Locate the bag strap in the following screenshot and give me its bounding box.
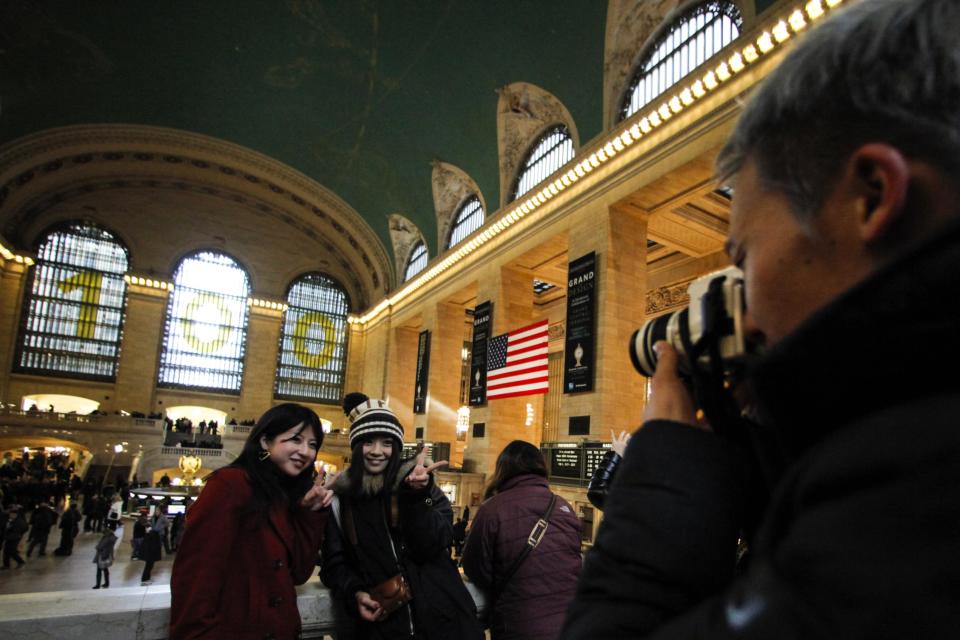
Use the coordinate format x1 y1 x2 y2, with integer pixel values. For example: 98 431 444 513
496 493 558 591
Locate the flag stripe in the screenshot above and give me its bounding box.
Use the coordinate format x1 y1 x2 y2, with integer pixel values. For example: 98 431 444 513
488 374 549 390
487 381 550 398
486 319 550 400
488 360 548 380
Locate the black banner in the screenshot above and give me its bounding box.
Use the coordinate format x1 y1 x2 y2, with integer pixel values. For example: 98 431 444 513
413 330 431 414
563 251 598 393
469 301 493 406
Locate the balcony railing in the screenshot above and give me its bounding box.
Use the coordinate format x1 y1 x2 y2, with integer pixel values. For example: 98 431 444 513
159 446 223 457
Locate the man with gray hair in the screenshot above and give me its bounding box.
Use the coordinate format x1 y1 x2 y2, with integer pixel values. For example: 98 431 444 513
563 0 960 637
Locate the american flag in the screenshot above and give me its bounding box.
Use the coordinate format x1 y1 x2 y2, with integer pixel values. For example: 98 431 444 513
486 319 549 400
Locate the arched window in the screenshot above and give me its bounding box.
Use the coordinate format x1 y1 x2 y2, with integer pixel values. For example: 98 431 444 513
510 125 575 202
620 1 743 121
158 251 251 393
275 273 350 403
16 221 129 380
446 195 485 250
403 241 428 282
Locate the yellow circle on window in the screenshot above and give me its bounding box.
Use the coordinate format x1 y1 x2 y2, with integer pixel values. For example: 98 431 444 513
292 311 337 369
182 293 234 354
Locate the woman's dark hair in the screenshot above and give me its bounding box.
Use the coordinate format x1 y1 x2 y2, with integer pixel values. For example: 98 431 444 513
229 403 323 516
346 434 403 498
484 440 547 499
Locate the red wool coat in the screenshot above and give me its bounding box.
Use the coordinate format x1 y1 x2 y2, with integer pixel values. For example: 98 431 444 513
170 467 328 640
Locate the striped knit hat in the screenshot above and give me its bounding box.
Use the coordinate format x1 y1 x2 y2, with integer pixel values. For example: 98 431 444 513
344 393 404 448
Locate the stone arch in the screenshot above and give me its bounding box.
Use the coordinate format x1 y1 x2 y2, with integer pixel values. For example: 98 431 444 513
388 214 427 282
431 161 486 252
496 82 580 209
603 0 755 129
0 124 393 309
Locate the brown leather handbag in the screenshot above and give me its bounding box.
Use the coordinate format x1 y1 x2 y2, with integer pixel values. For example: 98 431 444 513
369 572 414 616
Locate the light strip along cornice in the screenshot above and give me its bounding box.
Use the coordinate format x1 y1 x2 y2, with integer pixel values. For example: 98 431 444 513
348 0 846 328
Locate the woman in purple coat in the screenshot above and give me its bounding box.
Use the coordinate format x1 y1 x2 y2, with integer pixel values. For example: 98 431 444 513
462 441 582 640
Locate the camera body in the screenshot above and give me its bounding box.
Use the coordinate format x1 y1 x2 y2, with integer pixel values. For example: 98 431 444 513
630 266 747 377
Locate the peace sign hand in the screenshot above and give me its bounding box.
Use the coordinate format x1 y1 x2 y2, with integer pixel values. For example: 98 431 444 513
404 448 448 490
300 470 340 511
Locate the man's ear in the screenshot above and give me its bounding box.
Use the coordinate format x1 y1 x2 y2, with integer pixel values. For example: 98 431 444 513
849 144 910 244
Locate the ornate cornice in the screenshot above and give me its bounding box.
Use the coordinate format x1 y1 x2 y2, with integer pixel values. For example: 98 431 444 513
645 281 691 315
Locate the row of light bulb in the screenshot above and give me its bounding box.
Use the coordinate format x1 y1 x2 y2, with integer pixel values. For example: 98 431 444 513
123 274 289 311
124 274 173 290
249 298 289 311
351 0 843 327
0 242 35 266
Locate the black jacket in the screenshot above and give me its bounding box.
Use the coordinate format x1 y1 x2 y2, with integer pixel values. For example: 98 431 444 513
320 457 483 640
563 222 960 639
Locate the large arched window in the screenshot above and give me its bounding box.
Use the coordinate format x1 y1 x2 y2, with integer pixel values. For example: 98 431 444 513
403 241 428 282
16 221 129 380
275 273 349 403
510 125 575 202
158 251 251 393
620 1 743 121
446 195 485 250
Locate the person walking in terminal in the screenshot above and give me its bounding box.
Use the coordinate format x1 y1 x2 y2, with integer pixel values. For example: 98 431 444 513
170 403 333 640
562 1 960 638
321 393 483 640
139 504 166 584
1 504 28 569
52 502 80 556
91 520 117 589
461 440 582 640
26 500 58 557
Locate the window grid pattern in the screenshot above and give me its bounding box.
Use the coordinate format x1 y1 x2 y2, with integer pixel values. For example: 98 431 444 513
404 241 428 282
158 252 250 393
16 223 129 380
621 2 742 121
447 196 485 249
510 125 575 202
275 273 350 403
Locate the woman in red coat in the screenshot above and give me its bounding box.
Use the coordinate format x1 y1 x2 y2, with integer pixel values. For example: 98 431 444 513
170 403 334 639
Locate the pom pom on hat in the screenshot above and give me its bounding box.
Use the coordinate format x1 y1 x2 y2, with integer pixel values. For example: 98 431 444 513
343 392 369 416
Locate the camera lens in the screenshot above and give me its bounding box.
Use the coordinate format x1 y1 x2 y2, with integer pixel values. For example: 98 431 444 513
629 313 671 377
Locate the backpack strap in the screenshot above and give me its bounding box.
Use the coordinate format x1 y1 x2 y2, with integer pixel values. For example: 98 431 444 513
496 493 558 591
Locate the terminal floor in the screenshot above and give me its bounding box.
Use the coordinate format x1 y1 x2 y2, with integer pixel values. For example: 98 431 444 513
0 522 176 594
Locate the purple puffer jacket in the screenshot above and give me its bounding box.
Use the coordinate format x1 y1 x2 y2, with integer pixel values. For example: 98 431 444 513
462 474 582 640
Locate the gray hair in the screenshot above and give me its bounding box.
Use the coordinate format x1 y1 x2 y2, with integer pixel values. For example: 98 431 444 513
717 0 960 222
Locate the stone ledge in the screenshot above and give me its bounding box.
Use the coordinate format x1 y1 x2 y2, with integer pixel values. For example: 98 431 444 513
0 579 488 639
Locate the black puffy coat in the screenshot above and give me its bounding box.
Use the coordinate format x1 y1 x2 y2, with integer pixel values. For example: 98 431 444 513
321 457 483 640
563 222 960 638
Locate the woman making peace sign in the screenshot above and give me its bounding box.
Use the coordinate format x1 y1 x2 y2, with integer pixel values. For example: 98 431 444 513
321 393 483 640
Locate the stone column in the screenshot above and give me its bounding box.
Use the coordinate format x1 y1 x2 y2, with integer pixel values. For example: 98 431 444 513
0 260 29 402
385 325 419 435
237 306 283 418
422 301 466 463
463 263 536 476
113 286 168 412
560 204 649 439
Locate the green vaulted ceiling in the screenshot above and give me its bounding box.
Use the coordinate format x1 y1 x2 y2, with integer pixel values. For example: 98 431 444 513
0 0 608 258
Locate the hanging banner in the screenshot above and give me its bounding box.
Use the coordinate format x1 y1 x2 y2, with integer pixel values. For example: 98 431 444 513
563 251 597 393
413 330 431 414
469 301 493 406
